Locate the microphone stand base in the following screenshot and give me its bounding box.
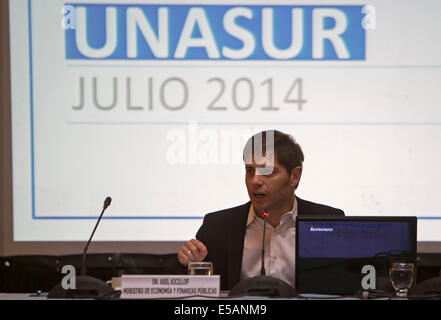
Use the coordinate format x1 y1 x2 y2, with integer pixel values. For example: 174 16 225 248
48 275 115 299
229 275 297 298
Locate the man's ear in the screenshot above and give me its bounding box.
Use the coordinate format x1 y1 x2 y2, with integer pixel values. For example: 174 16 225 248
291 166 303 188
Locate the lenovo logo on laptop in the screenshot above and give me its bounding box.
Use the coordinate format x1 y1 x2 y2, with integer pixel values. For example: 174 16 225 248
309 226 334 232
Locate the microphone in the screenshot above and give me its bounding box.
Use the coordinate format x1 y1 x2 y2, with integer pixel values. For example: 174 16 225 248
48 197 115 299
229 208 297 298
260 210 269 276
81 197 112 276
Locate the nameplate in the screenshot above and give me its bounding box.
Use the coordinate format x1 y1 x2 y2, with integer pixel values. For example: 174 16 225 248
120 275 220 299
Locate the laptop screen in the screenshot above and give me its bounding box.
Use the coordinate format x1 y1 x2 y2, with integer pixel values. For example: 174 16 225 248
295 216 417 295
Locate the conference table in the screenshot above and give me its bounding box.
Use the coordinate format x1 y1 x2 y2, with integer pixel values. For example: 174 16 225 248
0 292 406 300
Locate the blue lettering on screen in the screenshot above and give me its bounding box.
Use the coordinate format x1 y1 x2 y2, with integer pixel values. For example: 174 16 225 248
298 222 413 258
65 4 365 60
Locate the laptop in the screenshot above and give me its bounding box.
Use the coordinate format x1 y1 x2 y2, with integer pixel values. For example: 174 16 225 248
295 216 417 295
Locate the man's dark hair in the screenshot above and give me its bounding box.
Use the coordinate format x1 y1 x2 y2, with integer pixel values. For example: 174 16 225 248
243 130 304 174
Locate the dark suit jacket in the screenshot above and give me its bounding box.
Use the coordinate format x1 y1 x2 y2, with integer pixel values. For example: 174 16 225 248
194 197 344 290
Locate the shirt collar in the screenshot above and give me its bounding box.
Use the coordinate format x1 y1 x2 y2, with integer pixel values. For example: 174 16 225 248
246 196 298 226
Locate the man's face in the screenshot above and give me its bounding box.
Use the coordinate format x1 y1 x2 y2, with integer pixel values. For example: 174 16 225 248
245 155 302 215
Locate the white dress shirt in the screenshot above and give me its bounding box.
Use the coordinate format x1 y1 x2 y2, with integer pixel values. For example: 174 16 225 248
240 198 297 288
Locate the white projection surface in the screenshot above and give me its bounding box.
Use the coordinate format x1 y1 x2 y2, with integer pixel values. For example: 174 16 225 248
9 0 441 242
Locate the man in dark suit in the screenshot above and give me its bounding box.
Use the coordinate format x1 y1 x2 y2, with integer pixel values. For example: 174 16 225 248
177 130 344 290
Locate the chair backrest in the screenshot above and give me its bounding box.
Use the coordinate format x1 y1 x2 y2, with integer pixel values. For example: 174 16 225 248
0 255 62 293
0 253 179 293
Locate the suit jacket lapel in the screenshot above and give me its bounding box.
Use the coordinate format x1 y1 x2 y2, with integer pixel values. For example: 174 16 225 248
227 202 251 289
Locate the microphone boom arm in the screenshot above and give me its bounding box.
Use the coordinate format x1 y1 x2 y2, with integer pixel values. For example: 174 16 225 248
261 210 269 276
81 197 111 276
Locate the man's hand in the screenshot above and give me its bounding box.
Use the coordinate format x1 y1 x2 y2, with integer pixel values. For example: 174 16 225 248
178 239 208 266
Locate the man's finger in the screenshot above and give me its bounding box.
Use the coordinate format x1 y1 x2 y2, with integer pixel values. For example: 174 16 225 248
177 250 190 266
192 240 208 255
186 239 205 258
178 239 208 266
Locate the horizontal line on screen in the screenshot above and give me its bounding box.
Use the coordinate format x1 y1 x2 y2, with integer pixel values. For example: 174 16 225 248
33 216 204 220
31 216 441 220
66 121 441 126
65 64 441 69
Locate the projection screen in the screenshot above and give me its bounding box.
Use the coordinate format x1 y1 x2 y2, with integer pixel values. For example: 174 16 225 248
8 0 441 247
